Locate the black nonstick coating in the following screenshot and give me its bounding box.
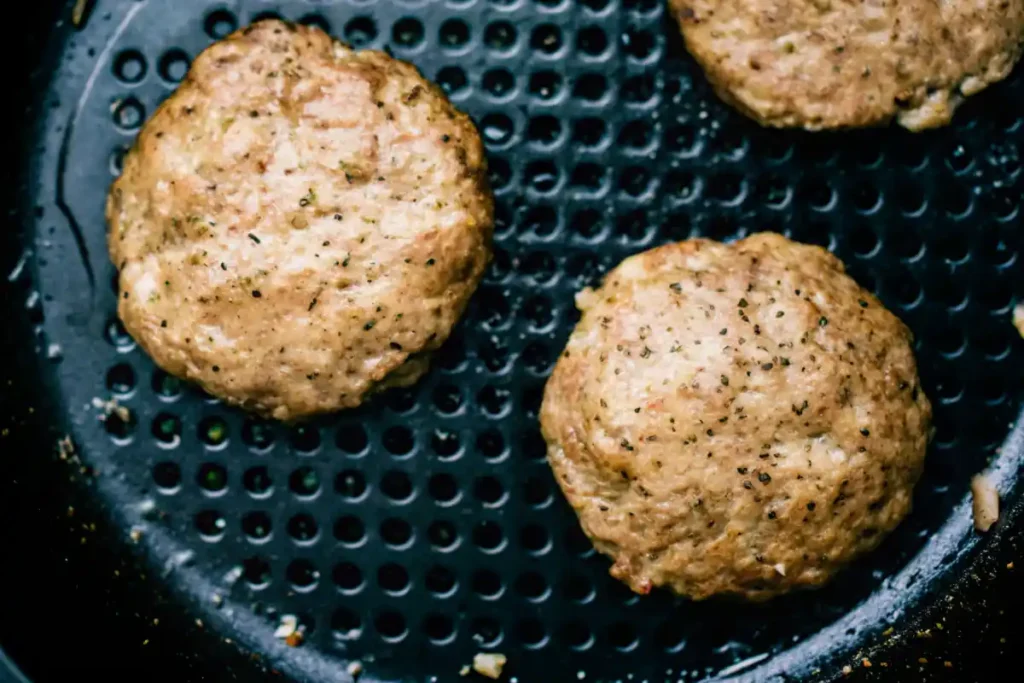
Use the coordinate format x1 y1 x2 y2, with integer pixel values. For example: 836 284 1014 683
2 0 1024 681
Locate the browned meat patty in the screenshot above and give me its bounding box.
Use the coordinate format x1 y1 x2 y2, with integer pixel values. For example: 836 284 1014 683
107 20 493 420
541 233 932 600
669 0 1024 130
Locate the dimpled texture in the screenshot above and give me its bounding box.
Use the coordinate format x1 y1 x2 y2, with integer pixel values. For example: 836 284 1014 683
107 20 493 420
670 0 1024 130
541 233 932 600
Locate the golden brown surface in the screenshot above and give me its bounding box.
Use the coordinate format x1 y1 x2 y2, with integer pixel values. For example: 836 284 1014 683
541 233 932 600
669 0 1024 130
107 20 492 420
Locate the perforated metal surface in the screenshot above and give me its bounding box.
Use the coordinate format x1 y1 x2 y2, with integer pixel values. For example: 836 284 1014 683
24 0 1024 681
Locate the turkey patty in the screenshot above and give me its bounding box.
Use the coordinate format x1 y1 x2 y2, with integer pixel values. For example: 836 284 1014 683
541 233 932 600
670 0 1024 130
107 19 493 420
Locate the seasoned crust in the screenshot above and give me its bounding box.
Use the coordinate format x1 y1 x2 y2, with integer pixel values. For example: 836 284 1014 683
541 233 932 600
670 0 1024 130
107 20 493 420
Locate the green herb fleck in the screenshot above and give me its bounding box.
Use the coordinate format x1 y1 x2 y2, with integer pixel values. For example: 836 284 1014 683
205 422 226 445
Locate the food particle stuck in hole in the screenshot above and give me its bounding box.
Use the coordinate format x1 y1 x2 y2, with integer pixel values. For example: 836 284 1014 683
1013 303 1024 338
472 653 507 680
971 474 999 532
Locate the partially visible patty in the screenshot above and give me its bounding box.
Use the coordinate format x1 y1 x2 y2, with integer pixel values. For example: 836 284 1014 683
541 233 932 600
670 0 1024 130
107 20 492 420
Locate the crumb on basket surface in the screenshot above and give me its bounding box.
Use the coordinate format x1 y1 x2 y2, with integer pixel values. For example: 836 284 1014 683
472 653 507 679
971 474 999 532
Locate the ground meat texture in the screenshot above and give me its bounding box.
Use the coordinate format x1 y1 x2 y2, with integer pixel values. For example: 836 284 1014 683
541 233 932 600
107 20 493 420
670 0 1024 130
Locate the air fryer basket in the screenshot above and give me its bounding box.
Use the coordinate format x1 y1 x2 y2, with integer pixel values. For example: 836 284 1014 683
4 0 1024 681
